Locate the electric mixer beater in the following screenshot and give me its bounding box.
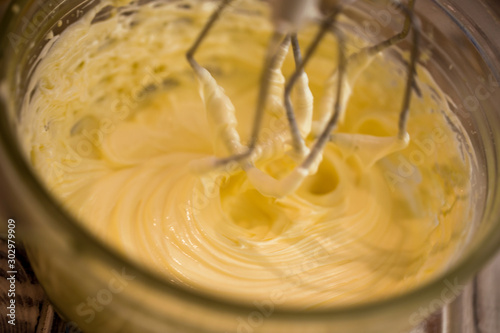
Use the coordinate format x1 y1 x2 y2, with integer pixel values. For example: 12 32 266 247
185 0 421 198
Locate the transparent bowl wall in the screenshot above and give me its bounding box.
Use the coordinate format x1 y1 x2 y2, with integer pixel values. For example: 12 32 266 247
0 0 500 332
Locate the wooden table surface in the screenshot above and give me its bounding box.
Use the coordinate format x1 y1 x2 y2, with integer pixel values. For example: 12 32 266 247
0 0 499 332
0 239 82 333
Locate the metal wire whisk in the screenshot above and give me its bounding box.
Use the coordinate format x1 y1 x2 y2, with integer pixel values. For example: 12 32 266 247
186 0 420 198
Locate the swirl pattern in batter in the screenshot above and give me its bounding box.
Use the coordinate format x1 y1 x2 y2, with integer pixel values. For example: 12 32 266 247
19 0 473 307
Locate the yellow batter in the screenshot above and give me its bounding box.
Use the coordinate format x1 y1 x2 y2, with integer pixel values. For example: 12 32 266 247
19 0 472 307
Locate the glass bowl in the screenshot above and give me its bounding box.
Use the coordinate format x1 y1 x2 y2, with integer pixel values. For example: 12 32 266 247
0 0 499 332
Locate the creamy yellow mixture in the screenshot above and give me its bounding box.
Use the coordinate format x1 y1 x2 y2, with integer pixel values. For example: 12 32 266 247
20 0 472 306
